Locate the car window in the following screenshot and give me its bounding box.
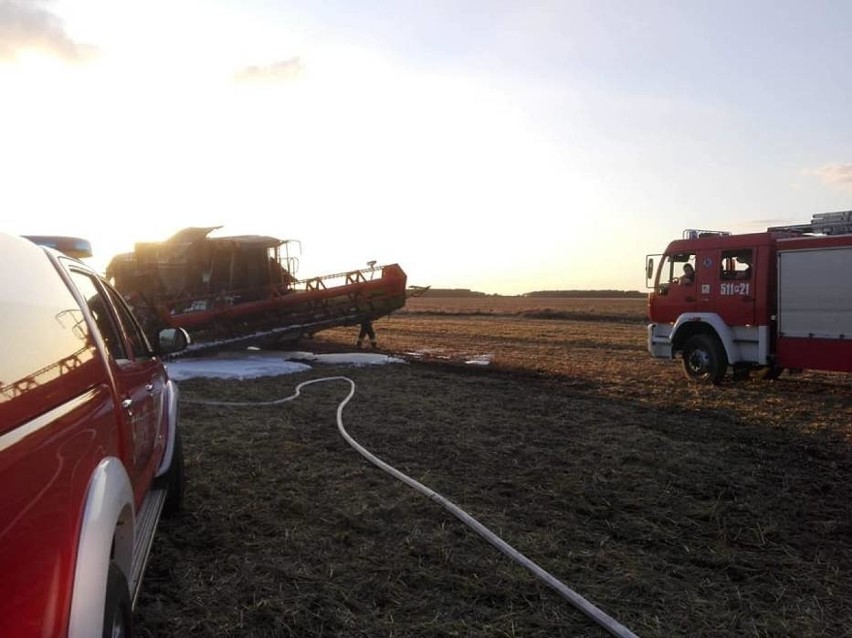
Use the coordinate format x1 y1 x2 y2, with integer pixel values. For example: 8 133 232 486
104 283 152 359
67 269 128 361
720 249 753 280
0 235 102 428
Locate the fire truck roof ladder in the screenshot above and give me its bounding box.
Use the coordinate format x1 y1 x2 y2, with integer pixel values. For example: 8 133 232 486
767 210 852 236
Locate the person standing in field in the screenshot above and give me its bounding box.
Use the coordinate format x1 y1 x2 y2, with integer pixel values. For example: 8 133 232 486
357 321 377 349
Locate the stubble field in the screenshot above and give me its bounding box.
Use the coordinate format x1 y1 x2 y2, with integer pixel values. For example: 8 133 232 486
135 296 852 637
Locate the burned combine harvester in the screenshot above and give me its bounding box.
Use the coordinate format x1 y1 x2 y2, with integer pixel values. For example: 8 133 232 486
106 226 407 352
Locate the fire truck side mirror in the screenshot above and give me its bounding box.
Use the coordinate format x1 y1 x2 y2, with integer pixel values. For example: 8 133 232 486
645 257 655 285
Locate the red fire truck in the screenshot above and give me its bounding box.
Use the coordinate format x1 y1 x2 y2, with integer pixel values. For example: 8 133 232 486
646 210 852 383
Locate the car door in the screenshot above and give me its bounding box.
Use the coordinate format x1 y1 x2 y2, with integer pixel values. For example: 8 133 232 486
64 266 166 505
649 251 699 323
714 248 757 328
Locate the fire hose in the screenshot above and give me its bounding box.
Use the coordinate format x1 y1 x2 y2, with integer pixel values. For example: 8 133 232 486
183 376 640 638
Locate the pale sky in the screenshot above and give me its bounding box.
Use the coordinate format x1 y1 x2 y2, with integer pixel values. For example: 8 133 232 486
2 0 851 294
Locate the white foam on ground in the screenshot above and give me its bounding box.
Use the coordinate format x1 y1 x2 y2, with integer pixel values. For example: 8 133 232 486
166 351 406 380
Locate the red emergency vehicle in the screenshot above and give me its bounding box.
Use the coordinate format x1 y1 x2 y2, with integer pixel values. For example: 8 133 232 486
0 233 188 636
646 211 852 383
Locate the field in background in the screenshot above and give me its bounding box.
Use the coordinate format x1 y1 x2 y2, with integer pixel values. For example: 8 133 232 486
135 297 852 637
401 294 647 322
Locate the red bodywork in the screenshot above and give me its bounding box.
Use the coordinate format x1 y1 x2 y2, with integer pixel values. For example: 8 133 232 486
649 232 775 328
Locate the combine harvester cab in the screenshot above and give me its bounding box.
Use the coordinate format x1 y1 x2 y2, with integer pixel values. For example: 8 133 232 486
106 226 408 351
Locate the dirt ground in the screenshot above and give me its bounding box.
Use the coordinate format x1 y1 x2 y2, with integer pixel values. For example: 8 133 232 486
135 300 852 637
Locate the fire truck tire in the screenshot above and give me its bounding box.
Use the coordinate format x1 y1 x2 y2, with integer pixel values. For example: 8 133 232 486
755 365 784 380
161 428 185 517
103 562 132 638
682 334 727 384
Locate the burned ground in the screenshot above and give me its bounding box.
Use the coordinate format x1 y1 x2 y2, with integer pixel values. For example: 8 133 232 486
135 300 852 637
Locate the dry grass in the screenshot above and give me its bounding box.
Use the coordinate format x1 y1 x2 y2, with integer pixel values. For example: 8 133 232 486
401 295 646 323
135 297 852 637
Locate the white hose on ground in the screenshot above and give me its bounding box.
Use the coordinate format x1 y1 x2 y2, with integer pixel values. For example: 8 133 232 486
184 375 640 638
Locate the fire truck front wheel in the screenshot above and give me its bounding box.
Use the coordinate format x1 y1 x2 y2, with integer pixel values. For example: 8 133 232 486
682 333 727 384
161 428 186 517
103 562 132 638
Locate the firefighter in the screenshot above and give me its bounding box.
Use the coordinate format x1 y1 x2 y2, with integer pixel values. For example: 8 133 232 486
680 263 695 285
357 321 377 349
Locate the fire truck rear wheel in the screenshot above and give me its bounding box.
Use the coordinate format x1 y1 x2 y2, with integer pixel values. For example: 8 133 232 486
682 334 727 384
755 365 784 380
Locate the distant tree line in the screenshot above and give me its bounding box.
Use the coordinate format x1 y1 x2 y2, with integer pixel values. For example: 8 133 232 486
421 288 644 298
421 289 492 297
524 290 645 298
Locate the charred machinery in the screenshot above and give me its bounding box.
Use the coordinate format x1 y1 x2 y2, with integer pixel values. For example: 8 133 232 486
107 227 408 352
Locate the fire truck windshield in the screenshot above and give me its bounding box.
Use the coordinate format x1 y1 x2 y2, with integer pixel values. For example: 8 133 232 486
657 252 697 291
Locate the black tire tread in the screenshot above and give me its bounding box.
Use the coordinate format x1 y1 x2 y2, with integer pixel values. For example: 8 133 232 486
682 333 727 384
103 562 132 638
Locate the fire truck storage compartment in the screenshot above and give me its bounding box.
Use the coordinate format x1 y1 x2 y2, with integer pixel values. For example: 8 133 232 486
777 246 852 339
776 245 852 373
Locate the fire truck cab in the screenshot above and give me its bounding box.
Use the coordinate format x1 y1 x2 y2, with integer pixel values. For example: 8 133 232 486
646 211 852 383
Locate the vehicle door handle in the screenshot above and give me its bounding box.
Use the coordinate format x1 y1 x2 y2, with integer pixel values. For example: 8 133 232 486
121 398 133 410
145 384 154 393
685 296 696 302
